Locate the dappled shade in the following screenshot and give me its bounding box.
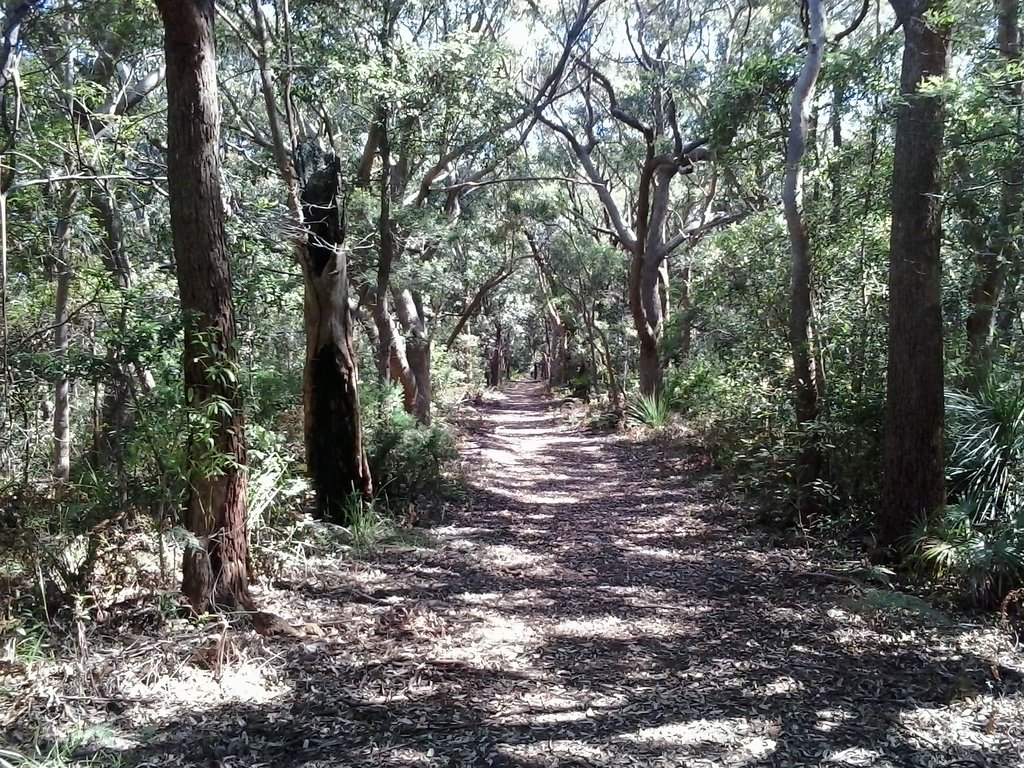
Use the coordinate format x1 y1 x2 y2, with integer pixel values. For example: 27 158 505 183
99 384 1022 767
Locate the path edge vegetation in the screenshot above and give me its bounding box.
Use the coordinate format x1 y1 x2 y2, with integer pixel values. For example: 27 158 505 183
0 1 1023 755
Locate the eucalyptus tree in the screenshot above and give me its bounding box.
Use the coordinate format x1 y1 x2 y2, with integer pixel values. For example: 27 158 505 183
155 0 253 612
879 0 952 552
214 0 601 519
40 5 165 481
957 0 1022 387
0 3 168 489
782 0 825 518
538 0 749 396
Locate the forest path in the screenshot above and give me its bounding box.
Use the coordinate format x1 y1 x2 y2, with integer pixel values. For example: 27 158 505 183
121 382 1021 767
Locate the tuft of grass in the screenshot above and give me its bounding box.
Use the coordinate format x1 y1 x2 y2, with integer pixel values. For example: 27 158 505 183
343 496 394 554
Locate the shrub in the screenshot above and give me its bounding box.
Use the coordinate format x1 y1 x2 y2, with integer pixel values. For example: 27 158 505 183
625 390 674 428
912 377 1024 606
361 383 458 507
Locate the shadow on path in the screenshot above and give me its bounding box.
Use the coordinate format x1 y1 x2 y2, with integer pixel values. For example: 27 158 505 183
101 383 1024 766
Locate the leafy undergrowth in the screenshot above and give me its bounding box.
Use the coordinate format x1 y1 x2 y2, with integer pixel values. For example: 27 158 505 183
2 382 1023 767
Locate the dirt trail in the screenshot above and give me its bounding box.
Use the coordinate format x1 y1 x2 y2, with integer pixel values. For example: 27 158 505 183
117 382 1021 766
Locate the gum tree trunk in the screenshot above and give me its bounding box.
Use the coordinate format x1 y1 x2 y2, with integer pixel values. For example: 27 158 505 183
783 0 826 518
52 186 77 484
880 0 952 551
295 141 372 520
964 0 1021 388
156 0 253 612
393 288 431 425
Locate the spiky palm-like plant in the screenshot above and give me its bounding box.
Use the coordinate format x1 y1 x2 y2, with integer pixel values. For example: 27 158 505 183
913 378 1024 605
626 391 674 428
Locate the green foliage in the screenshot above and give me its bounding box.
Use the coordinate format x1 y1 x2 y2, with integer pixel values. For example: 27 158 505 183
912 378 1024 605
947 379 1024 521
361 383 457 507
665 360 730 417
913 503 1024 607
625 390 674 428
706 53 798 150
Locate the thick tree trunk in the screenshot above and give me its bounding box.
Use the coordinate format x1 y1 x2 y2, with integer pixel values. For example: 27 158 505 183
965 0 1021 388
157 0 252 612
880 0 951 551
783 0 826 519
631 250 665 396
296 141 372 520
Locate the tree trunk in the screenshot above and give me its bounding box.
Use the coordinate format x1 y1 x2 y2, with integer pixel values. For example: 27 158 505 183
489 325 505 387
393 288 431 425
783 0 826 519
53 265 71 483
374 111 396 383
295 141 373 520
85 174 147 483
52 186 77 484
880 0 952 552
965 0 1021 388
680 264 693 362
528 242 568 388
630 249 666 396
156 0 252 612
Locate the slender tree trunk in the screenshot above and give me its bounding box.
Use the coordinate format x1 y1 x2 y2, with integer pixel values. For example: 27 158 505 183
680 263 693 362
374 111 396 383
295 141 372 520
52 186 77 484
528 238 568 388
393 288 431 425
880 0 952 551
965 0 1021 388
86 182 134 474
489 325 505 387
157 0 252 612
783 0 826 519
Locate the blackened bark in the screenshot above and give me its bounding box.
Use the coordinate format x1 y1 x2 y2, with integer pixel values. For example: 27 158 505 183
156 0 252 612
880 0 951 551
295 140 372 520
